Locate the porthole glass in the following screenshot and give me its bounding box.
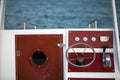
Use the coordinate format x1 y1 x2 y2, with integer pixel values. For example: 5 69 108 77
32 51 46 66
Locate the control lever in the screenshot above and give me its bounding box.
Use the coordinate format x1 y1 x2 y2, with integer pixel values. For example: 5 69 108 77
102 45 112 67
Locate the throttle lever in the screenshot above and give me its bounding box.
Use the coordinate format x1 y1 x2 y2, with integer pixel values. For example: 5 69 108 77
102 45 112 67
102 45 108 57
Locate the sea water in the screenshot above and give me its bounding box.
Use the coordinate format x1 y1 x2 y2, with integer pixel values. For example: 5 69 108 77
4 0 120 30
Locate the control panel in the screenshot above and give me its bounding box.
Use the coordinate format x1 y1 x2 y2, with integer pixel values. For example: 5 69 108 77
69 31 113 48
66 30 114 72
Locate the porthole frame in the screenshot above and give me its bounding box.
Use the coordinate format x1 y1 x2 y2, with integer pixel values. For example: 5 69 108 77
29 50 48 68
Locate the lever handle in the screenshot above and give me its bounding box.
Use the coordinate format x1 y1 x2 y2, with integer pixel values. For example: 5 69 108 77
102 45 108 52
102 45 112 67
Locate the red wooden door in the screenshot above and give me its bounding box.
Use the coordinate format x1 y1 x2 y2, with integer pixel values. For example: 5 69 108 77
15 35 63 80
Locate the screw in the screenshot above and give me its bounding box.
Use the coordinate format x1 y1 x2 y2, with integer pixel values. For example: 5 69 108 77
29 57 31 60
68 69 71 72
38 66 40 68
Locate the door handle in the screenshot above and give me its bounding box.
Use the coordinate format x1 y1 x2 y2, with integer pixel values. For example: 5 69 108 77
57 43 66 48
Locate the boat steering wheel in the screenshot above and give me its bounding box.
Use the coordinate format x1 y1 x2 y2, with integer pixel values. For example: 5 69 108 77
66 42 96 67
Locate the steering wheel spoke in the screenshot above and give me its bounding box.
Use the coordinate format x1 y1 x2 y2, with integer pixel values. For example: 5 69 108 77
69 58 77 61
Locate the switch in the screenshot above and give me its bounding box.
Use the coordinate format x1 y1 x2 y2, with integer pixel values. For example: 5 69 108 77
100 36 109 42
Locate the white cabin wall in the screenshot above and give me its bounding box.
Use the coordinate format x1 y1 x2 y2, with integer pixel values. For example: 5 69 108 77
0 30 16 80
0 31 2 80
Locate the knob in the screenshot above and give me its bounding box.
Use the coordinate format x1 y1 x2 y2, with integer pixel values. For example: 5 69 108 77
75 36 80 41
83 37 88 41
91 37 96 41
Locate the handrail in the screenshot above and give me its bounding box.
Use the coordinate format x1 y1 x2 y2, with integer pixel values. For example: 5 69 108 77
87 19 98 29
23 21 38 30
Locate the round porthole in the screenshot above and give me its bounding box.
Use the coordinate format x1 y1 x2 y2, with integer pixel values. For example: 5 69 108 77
32 51 47 66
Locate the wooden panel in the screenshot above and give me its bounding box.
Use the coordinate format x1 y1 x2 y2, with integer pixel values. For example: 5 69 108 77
68 78 115 80
15 35 63 80
68 53 114 72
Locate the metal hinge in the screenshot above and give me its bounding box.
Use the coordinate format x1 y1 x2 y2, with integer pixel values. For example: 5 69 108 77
16 51 20 56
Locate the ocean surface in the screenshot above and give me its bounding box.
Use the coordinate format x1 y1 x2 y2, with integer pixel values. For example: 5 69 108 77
116 0 120 32
4 0 119 30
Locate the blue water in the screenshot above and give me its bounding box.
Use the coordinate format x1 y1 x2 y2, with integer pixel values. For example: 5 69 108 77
116 0 120 33
4 0 117 29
